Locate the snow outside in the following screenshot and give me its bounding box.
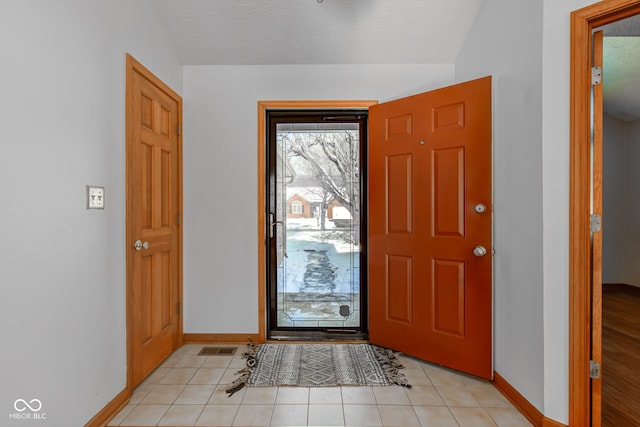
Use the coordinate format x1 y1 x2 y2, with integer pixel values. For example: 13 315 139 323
275 126 361 328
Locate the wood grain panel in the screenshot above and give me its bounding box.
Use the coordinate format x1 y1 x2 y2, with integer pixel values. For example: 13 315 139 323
141 94 153 129
142 255 152 342
141 143 153 229
433 259 464 336
161 150 171 228
386 113 413 138
160 105 170 137
160 251 171 329
433 102 464 131
387 154 412 234
386 255 413 325
433 147 464 237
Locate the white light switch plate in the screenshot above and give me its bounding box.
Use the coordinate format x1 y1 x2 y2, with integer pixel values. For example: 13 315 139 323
87 186 105 209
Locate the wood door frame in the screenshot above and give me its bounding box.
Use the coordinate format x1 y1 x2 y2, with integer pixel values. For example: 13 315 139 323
590 29 604 426
125 53 184 392
570 1 640 425
256 100 377 342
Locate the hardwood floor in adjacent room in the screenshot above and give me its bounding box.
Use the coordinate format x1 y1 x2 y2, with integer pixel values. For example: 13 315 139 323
602 288 640 427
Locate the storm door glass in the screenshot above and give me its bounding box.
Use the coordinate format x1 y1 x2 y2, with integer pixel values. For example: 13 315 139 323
267 112 366 335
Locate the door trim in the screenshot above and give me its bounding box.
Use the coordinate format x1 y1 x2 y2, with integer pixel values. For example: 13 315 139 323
125 53 184 391
257 100 377 342
569 1 640 425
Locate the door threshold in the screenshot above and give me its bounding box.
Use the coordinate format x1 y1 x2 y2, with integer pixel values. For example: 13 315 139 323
268 330 368 342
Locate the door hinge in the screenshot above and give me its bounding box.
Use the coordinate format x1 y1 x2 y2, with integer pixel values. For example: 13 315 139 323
590 214 601 232
177 302 182 315
591 66 602 85
590 360 601 379
177 124 181 136
177 213 181 226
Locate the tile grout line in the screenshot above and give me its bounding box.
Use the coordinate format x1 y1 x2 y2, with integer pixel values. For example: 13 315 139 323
114 344 531 427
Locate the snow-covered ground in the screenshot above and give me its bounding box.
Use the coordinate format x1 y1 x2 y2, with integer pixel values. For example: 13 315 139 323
277 218 360 294
275 219 361 323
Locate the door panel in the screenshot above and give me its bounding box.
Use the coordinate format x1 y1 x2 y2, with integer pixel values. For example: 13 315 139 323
433 259 465 337
387 154 413 234
369 76 492 379
127 54 182 388
386 255 413 325
433 147 464 236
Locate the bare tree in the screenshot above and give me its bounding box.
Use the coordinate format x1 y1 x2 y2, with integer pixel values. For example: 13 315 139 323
302 186 334 231
282 131 360 222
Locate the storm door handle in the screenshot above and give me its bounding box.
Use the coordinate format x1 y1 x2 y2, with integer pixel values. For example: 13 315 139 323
269 213 283 239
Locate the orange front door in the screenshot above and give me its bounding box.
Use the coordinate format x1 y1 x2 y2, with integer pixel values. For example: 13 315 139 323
126 54 183 388
368 76 492 379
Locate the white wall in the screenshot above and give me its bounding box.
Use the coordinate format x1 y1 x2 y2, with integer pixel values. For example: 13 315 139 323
0 1 181 425
2 0 617 424
541 0 599 423
622 119 640 284
602 114 627 283
455 0 545 413
182 64 455 333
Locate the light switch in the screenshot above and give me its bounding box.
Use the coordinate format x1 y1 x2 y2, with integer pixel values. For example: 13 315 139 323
87 186 105 209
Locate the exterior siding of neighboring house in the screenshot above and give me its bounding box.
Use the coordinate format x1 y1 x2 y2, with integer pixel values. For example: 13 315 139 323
286 192 342 220
286 194 311 218
285 187 346 220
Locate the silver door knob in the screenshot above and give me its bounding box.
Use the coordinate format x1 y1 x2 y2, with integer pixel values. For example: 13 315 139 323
134 240 149 251
473 246 487 257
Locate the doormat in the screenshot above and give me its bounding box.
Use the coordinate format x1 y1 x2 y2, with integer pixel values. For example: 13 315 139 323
225 343 411 395
198 347 237 356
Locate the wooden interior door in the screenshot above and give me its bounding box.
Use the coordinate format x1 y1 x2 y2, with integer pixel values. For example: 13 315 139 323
368 76 492 379
126 54 183 388
591 30 604 427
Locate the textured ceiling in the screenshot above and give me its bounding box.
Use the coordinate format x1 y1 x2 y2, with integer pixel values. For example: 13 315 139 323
153 0 485 65
603 37 640 122
152 1 640 122
602 15 640 122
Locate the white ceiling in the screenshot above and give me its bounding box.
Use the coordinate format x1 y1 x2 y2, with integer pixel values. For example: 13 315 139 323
603 37 640 122
602 15 640 122
152 1 640 122
153 0 485 65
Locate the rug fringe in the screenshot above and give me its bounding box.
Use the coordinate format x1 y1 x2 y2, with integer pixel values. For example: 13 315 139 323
371 345 412 389
225 343 259 397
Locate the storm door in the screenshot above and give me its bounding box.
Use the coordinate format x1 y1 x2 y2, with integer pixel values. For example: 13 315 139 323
266 110 367 338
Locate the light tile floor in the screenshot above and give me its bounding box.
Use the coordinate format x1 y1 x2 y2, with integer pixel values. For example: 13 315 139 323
107 344 532 427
